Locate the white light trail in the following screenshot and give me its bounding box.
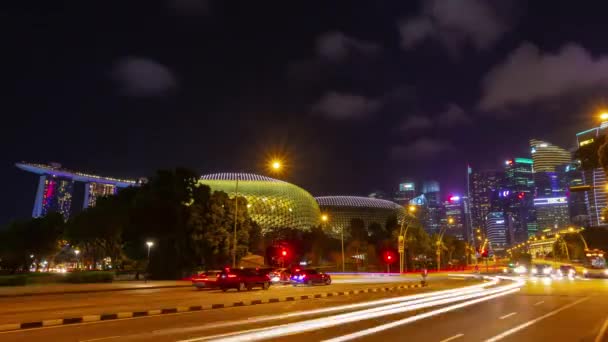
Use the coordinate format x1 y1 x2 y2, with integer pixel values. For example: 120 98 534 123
172 279 497 338
187 278 522 342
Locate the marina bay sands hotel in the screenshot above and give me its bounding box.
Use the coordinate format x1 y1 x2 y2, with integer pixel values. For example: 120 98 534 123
16 162 140 220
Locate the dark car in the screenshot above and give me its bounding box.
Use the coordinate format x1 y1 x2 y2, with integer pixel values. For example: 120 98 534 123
557 265 576 278
191 270 221 290
530 264 553 277
291 269 331 286
217 268 271 292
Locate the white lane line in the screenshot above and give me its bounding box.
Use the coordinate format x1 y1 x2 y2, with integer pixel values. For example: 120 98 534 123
439 333 464 342
533 301 544 306
499 312 517 320
484 297 590 342
79 336 121 342
324 288 520 342
595 315 608 342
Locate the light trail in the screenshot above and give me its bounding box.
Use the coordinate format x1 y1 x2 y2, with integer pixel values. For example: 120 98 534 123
163 279 497 337
181 277 523 342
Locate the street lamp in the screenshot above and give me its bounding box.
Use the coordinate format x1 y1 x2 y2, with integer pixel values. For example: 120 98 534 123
145 241 154 283
74 249 80 270
398 207 418 273
600 112 608 121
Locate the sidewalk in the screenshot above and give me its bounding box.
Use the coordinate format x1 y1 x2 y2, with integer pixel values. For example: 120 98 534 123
0 280 191 298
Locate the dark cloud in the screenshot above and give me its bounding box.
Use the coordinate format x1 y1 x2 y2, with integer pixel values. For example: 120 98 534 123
479 43 608 111
312 91 380 120
437 104 471 125
316 31 380 62
390 138 454 160
111 57 177 97
398 0 511 56
400 115 433 131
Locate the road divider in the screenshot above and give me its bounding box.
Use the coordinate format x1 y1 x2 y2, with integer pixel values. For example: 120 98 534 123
0 282 428 333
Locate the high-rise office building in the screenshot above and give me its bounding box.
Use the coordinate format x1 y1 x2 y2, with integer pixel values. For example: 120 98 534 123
530 139 572 172
576 126 608 227
470 170 503 233
394 182 416 206
486 212 507 252
420 181 442 235
533 197 570 231
562 163 588 226
503 158 535 244
444 195 465 240
84 183 117 208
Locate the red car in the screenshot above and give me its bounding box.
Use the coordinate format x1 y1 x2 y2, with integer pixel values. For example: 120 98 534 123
290 269 331 286
191 271 221 290
217 268 271 292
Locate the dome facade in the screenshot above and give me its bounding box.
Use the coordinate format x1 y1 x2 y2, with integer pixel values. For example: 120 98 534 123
200 173 321 233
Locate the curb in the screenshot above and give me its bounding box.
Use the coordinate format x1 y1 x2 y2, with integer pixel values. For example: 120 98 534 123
0 284 192 299
0 283 427 332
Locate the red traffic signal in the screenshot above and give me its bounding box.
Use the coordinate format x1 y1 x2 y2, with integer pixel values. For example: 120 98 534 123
281 249 287 257
384 251 396 264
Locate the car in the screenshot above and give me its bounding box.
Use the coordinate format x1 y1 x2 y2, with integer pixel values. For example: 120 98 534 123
266 268 291 283
502 263 527 275
556 265 576 278
290 269 331 286
530 264 553 277
191 270 222 290
217 268 271 292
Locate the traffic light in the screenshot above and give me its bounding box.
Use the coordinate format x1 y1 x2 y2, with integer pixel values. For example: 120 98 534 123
281 250 287 257
384 251 396 264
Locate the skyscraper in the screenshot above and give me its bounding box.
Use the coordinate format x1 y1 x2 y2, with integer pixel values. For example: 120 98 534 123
470 170 503 233
530 139 572 172
444 195 465 240
422 181 442 235
576 126 608 227
503 158 535 244
34 176 74 220
486 212 507 253
394 181 416 206
533 197 570 231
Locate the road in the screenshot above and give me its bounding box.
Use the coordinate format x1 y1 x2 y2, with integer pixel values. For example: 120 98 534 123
1 274 607 341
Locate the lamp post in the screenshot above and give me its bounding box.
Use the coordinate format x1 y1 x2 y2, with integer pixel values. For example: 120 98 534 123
436 217 454 271
145 241 154 283
232 174 240 268
74 249 80 270
398 205 416 273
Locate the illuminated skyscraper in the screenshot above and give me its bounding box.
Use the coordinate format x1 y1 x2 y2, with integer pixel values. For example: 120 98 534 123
530 139 572 172
486 212 507 252
84 183 117 208
576 126 608 227
470 170 502 233
34 176 74 220
394 181 416 206
503 158 535 244
533 197 570 231
444 195 465 240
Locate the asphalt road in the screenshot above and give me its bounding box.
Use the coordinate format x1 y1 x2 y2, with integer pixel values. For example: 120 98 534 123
3 275 607 342
0 274 433 325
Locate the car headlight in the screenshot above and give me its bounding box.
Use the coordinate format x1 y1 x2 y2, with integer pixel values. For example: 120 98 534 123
604 270 608 276
557 270 563 276
515 266 526 274
531 268 537 274
583 269 588 274
503 268 508 273
543 268 551 275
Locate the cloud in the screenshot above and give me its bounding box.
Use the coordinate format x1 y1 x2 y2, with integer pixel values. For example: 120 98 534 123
111 57 177 97
479 43 608 110
400 104 471 131
390 138 453 160
437 104 471 124
398 0 510 55
400 115 433 131
312 92 380 120
316 31 380 62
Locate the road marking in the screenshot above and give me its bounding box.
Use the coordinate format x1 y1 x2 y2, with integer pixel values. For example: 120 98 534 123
499 312 517 320
595 316 608 342
484 297 590 342
439 333 464 342
79 336 121 342
533 301 544 306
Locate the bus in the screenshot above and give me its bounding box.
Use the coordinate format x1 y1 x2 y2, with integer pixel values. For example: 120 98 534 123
582 249 608 278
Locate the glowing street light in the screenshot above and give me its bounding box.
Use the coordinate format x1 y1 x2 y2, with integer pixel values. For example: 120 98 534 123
74 249 81 270
145 241 154 283
408 205 416 213
448 217 455 224
321 214 329 222
600 112 608 121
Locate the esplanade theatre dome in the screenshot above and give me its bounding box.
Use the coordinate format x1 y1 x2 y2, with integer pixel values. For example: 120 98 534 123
315 196 406 237
199 173 321 233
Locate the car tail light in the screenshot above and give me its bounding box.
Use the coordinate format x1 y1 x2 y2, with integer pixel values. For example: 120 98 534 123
227 274 237 278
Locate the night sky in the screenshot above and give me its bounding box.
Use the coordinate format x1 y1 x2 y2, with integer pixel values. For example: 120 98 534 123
4 1 608 225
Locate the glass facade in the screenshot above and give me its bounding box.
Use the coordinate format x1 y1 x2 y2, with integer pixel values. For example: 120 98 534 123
84 183 117 208
38 176 74 221
486 212 507 252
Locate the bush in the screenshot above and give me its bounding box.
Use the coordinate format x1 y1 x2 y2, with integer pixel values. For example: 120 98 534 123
0 275 28 286
64 271 114 284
